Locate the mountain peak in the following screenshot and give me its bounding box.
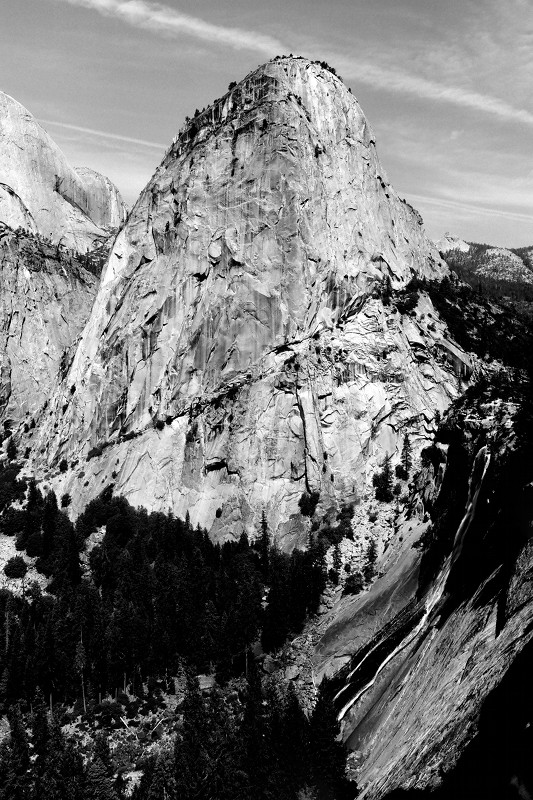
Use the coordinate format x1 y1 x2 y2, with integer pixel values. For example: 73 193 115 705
165 56 358 164
435 232 470 254
26 58 454 545
0 90 126 250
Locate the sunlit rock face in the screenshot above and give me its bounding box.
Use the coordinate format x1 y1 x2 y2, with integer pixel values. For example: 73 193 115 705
475 246 533 285
0 91 126 250
0 224 98 427
28 57 466 545
73 167 126 231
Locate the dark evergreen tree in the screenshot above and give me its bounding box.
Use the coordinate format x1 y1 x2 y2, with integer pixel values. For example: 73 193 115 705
373 457 394 502
241 658 272 799
261 550 290 652
363 538 378 583
35 715 85 800
31 689 49 776
145 752 176 800
41 491 58 561
7 437 17 461
401 433 413 475
331 543 342 585
4 555 28 581
309 684 349 800
93 732 112 773
3 705 31 800
174 670 209 798
281 683 311 793
85 757 118 800
260 510 270 578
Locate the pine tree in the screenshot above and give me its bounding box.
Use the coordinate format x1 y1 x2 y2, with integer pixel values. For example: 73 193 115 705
41 492 58 561
309 684 349 800
281 683 311 792
373 457 394 502
261 551 290 652
401 434 413 475
74 639 87 713
331 543 342 585
59 741 86 800
173 740 192 800
3 705 31 800
85 757 118 800
4 557 28 596
146 752 177 800
93 733 112 774
259 511 270 578
31 689 50 775
7 437 17 461
241 659 271 799
174 670 209 799
363 538 378 583
36 716 85 800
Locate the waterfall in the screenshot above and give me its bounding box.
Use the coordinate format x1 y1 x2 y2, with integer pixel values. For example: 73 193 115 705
337 446 491 722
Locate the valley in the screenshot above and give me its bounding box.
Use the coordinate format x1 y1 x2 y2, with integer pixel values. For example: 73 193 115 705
0 54 531 800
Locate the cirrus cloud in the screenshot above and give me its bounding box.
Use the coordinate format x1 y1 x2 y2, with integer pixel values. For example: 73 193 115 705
53 0 284 56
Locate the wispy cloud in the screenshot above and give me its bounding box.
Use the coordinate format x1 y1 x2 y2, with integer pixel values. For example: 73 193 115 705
52 0 533 131
54 0 283 56
38 118 166 149
333 57 533 129
408 193 533 225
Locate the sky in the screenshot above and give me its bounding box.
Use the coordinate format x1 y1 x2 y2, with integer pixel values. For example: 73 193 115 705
1 0 532 246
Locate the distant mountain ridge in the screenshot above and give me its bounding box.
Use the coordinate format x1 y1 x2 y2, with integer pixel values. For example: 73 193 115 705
436 235 533 313
434 232 470 254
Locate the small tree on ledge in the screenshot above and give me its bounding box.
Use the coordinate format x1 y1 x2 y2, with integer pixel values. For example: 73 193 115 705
299 491 320 517
373 457 393 502
4 555 28 595
401 433 413 475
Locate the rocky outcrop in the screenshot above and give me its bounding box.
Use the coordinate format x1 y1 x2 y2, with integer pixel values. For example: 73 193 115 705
0 223 98 427
26 57 466 545
0 92 126 251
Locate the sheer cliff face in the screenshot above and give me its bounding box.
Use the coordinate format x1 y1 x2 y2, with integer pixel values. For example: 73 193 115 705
29 58 464 544
0 224 98 427
0 92 126 250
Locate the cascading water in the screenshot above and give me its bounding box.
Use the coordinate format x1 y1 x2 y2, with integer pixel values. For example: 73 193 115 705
336 446 491 722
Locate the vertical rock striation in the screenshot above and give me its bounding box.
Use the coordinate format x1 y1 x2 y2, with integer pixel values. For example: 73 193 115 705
0 224 98 427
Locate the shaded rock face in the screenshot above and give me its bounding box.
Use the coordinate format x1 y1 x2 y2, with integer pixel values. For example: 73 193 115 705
0 92 126 250
315 388 533 798
0 224 98 427
28 58 461 545
74 167 126 231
